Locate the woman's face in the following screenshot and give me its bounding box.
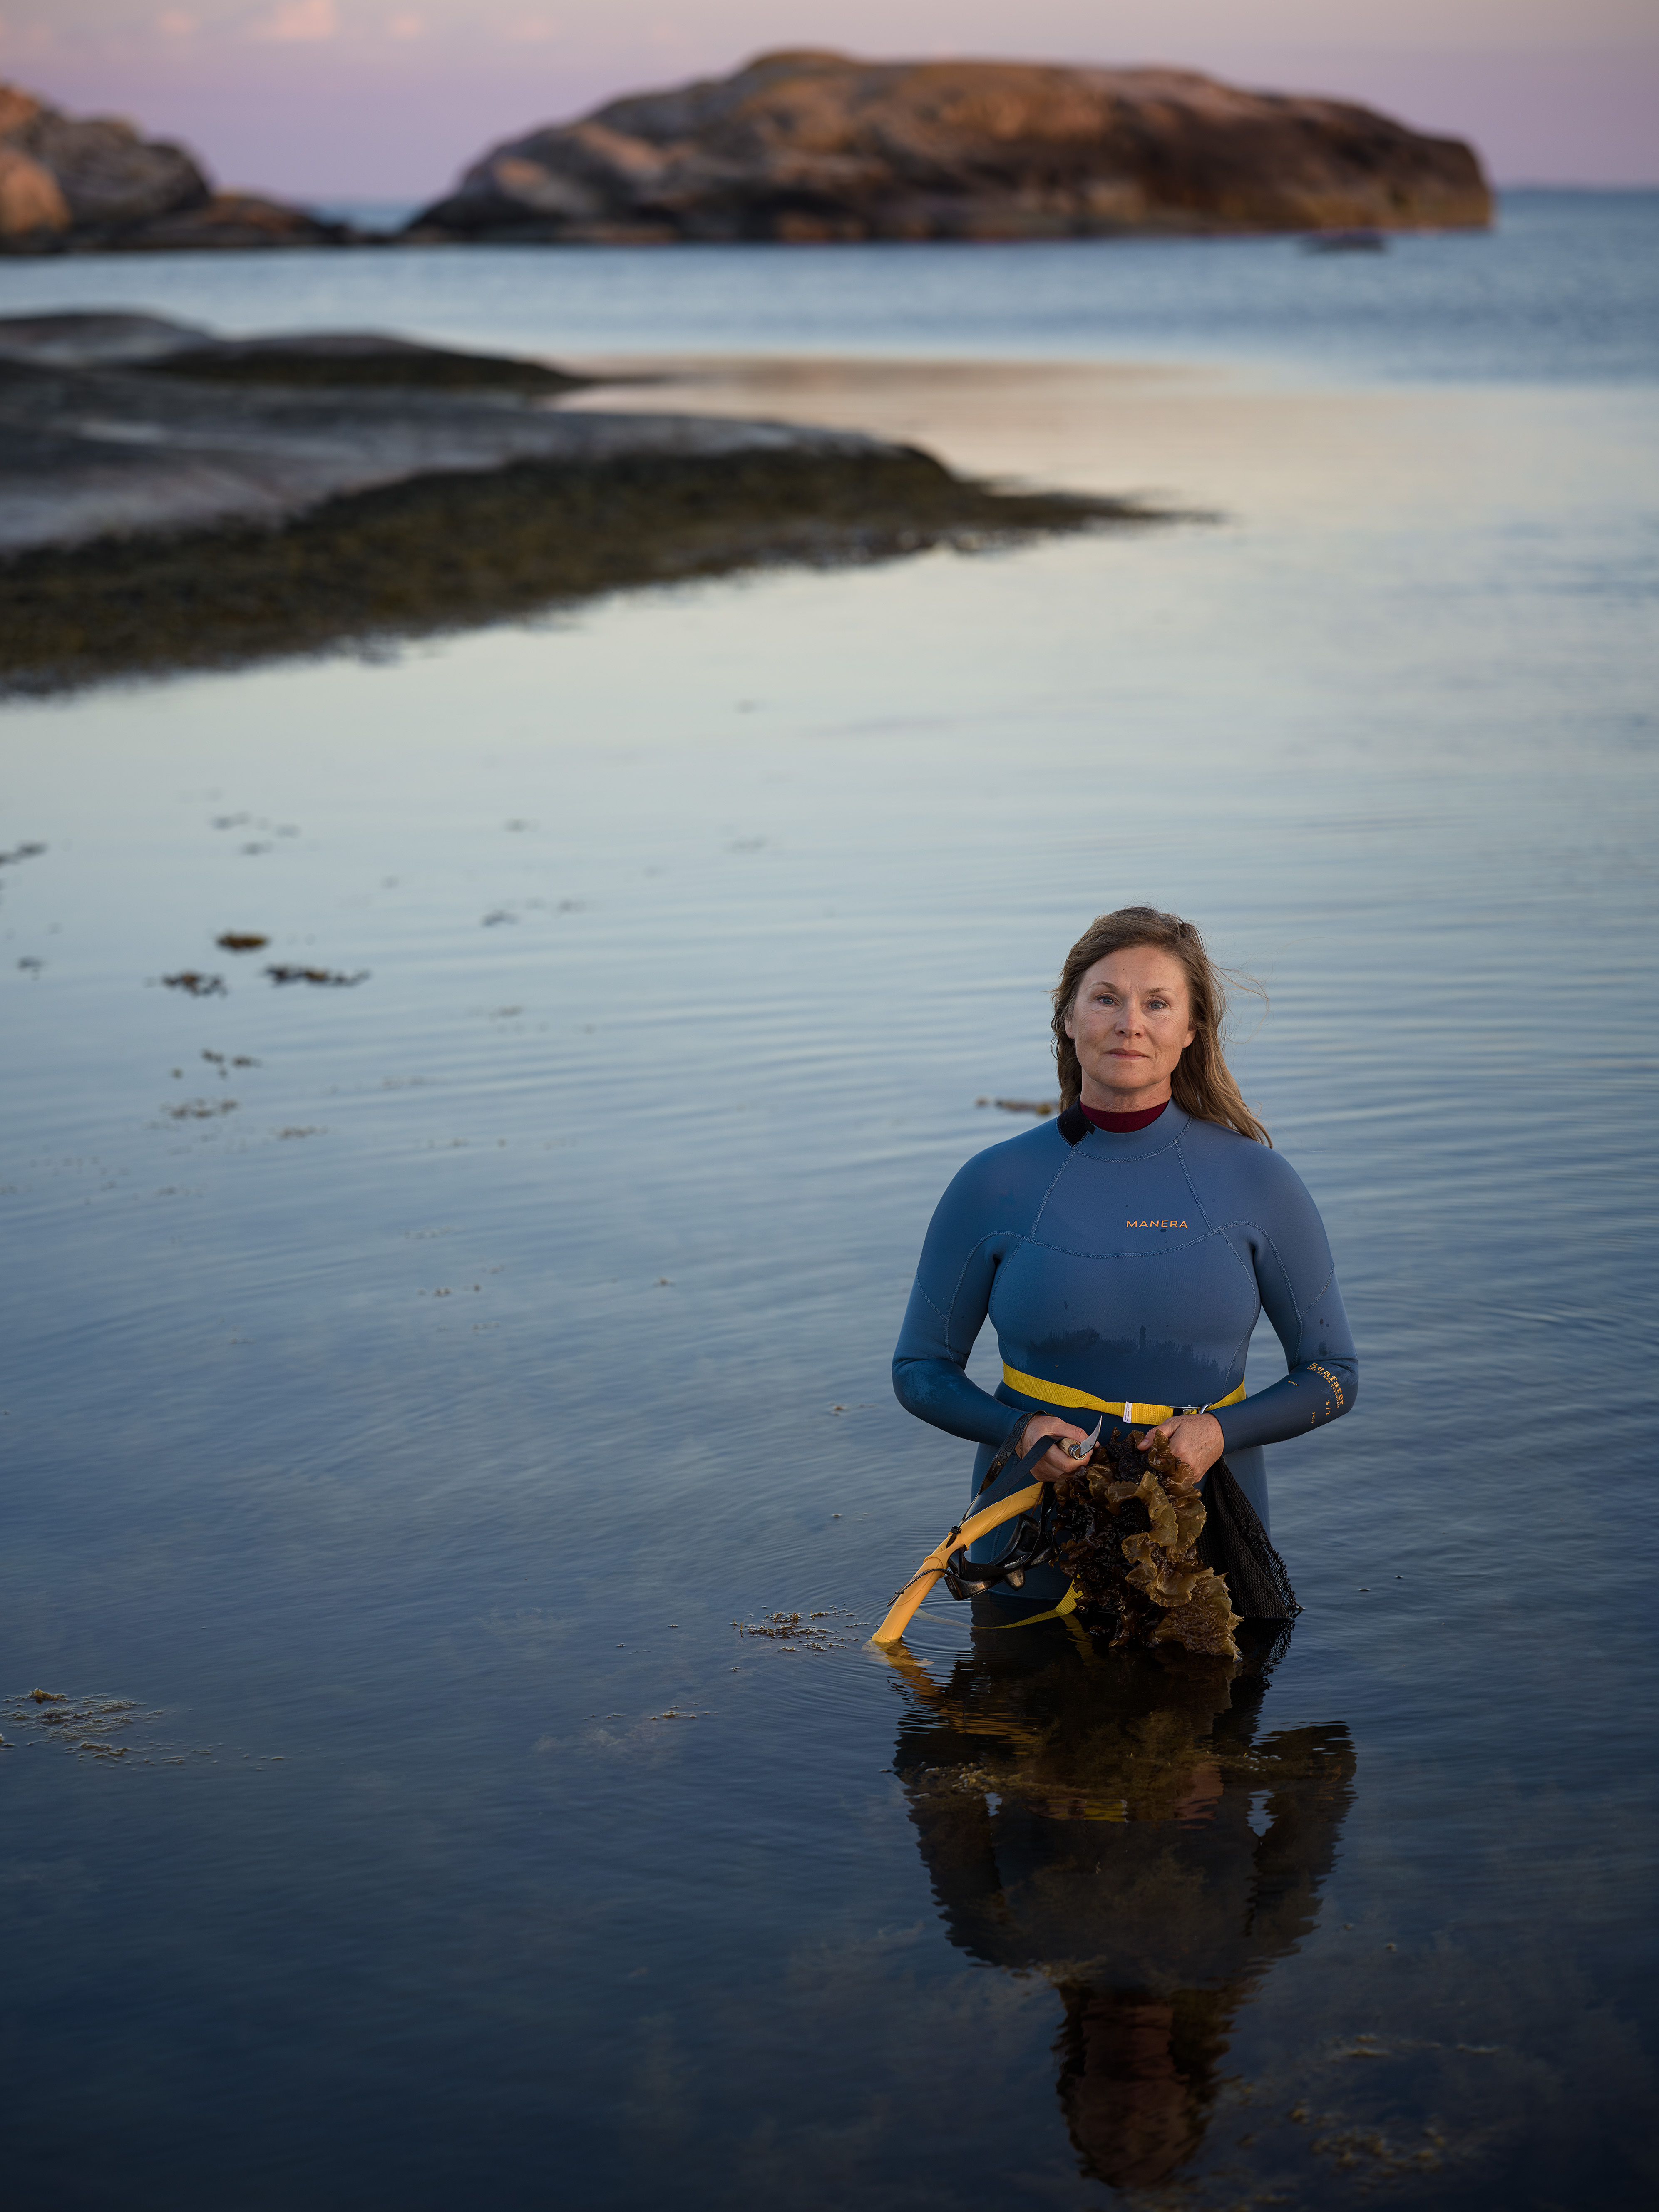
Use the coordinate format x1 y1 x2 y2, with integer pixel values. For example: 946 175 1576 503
1065 947 1196 1108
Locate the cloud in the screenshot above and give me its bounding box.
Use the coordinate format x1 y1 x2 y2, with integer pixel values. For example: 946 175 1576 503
385 9 424 34
156 9 196 32
251 0 338 42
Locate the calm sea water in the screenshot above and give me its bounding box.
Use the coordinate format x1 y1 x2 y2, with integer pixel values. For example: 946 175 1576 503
2 196 1657 2210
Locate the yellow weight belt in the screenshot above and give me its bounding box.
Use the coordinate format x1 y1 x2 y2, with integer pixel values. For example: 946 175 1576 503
1000 1365 1247 1426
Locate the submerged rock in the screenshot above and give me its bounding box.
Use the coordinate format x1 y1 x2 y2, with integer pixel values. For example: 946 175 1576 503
411 48 1492 245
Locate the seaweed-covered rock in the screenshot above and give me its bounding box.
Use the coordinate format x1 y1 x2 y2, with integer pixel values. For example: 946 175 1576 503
0 321 1153 692
1052 1431 1242 1660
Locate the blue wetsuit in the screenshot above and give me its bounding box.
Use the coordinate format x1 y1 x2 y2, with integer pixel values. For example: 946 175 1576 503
892 1101 1357 1603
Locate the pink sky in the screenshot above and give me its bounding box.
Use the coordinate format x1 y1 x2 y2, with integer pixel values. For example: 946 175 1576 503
2 1 1655 199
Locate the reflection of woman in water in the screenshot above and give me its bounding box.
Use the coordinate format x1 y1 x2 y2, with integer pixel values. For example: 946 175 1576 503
892 907 1358 1613
891 1634 1356 2189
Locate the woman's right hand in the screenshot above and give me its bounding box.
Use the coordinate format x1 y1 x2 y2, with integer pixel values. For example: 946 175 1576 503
1015 1415 1096 1484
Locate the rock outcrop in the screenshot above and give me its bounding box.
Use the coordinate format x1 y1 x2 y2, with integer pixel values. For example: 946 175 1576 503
0 83 344 251
0 312 1149 693
0 314 643 551
0 314 587 395
410 49 1492 245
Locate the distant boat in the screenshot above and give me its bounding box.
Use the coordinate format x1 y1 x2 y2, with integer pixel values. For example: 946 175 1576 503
1304 230 1388 253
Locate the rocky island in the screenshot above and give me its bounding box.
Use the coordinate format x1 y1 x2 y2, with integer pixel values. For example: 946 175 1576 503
0 313 1151 693
0 82 344 251
1 55 1490 256
410 48 1491 245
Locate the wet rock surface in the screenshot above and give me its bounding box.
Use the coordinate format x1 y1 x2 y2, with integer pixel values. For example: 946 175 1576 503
412 48 1492 246
0 312 1156 694
0 313 613 553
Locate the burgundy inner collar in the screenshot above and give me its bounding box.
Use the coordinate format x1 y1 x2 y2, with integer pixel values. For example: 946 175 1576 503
1079 1098 1170 1133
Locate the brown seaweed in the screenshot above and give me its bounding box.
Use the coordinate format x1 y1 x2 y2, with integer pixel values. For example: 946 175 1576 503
1052 1430 1242 1661
733 1609 857 1651
263 964 368 987
3 1687 257 1767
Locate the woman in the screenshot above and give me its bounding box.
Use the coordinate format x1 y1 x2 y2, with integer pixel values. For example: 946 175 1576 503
892 907 1356 1614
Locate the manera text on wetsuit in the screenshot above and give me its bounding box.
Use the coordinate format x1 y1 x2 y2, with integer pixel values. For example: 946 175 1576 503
892 1100 1358 1604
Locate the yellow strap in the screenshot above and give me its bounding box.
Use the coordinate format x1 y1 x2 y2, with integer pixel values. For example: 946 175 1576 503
974 1583 1080 1631
1001 1365 1247 1423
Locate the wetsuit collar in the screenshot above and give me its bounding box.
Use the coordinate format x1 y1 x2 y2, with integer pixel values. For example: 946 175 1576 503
1058 1099 1192 1154
1080 1098 1169 1132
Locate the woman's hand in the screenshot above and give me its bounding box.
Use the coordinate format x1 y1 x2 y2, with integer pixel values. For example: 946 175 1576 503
1016 1415 1097 1484
1139 1411 1224 1488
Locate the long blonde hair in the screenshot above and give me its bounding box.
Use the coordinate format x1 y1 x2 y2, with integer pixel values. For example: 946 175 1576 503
1051 906 1271 1145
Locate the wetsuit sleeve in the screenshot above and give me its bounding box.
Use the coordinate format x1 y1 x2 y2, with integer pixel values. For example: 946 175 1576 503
1214 1155 1358 1456
892 1159 1026 1450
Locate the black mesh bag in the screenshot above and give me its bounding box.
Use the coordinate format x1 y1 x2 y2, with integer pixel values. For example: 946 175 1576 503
1196 1460 1300 1621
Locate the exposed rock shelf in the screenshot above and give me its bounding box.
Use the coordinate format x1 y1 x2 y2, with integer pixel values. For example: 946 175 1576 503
0 313 1158 694
411 48 1492 246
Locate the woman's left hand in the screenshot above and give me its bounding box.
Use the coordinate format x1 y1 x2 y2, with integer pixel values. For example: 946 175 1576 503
1138 1411 1224 1488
